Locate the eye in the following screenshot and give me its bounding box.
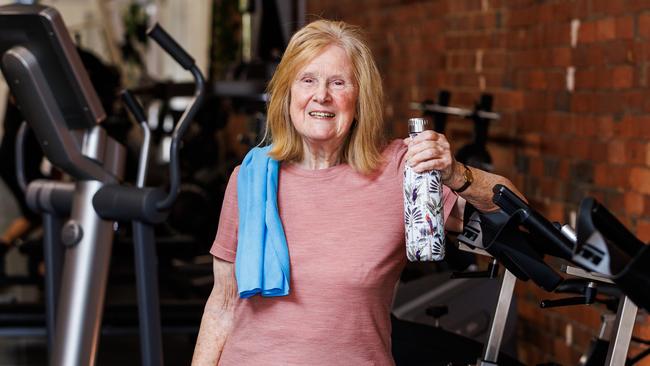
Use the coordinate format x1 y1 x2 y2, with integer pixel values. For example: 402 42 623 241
331 80 346 89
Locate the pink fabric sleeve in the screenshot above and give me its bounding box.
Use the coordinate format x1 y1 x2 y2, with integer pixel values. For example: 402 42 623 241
391 139 459 224
209 166 240 262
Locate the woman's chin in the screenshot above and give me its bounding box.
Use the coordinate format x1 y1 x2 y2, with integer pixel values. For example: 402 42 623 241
302 133 344 145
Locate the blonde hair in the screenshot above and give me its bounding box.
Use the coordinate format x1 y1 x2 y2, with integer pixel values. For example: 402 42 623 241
265 19 385 174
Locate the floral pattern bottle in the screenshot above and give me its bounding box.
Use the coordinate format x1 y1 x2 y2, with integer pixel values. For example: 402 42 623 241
404 118 445 261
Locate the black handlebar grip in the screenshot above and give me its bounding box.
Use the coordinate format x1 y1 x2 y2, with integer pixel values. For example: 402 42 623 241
493 184 574 260
147 23 195 70
492 184 527 214
120 90 147 123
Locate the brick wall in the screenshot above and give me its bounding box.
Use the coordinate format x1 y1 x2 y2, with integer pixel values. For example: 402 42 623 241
304 0 650 364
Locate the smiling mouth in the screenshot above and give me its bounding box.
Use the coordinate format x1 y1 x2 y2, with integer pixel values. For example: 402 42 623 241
309 111 335 118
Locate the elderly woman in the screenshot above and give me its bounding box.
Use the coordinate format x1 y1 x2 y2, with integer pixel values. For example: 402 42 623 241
192 20 521 365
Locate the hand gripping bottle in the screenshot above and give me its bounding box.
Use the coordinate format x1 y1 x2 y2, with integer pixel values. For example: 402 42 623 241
404 118 445 261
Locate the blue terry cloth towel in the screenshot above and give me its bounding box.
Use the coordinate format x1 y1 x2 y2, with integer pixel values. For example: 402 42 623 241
236 145 290 298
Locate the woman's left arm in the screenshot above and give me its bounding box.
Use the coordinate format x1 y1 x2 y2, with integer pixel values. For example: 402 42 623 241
404 130 525 213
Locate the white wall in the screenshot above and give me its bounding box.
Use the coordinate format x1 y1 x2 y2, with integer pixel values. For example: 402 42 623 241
43 0 213 82
0 0 212 97
151 0 212 81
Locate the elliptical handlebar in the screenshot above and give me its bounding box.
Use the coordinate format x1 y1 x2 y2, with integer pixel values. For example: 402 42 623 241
147 24 195 71
143 23 206 211
121 90 147 124
15 121 29 192
120 90 150 188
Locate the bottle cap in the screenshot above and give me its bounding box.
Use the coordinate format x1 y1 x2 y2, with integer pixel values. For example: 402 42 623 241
408 118 428 134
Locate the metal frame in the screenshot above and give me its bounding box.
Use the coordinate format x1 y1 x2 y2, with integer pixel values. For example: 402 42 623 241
562 265 639 366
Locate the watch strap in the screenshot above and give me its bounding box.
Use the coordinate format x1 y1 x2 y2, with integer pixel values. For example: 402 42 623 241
453 164 473 193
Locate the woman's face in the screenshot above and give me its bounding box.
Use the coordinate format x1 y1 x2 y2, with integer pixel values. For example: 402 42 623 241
289 45 358 149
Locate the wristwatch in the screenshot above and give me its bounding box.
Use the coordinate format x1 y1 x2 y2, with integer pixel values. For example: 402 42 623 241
453 164 473 193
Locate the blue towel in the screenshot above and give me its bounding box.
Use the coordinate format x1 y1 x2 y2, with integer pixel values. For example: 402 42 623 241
235 145 290 298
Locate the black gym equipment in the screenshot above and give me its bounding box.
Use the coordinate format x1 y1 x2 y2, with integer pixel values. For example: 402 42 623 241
574 197 650 312
489 184 649 365
392 273 521 366
0 4 205 365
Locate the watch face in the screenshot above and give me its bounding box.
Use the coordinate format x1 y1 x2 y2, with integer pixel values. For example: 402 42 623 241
465 166 473 183
467 171 474 183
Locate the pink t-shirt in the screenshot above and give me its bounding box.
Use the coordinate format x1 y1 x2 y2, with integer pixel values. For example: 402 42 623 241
210 139 459 365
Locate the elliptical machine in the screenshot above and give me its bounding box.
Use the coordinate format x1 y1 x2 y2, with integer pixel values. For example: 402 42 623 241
0 4 205 365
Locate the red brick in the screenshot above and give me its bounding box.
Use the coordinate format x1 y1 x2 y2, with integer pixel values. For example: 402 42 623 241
578 21 597 44
612 66 635 89
592 0 627 15
572 326 596 351
545 200 565 221
595 68 613 89
624 140 648 165
570 92 596 113
596 18 616 41
553 336 570 364
575 69 597 89
607 140 626 164
507 7 538 28
630 167 650 194
537 2 555 23
640 12 650 38
573 115 596 137
552 47 572 67
448 0 482 12
595 164 631 189
483 51 507 69
605 191 626 215
494 90 524 111
529 156 545 177
622 90 645 113
574 45 605 67
544 114 570 135
590 141 609 161
596 116 615 139
636 219 650 242
625 192 645 216
634 317 650 339
545 23 571 46
629 0 650 12
558 159 570 180
615 16 635 39
551 2 574 22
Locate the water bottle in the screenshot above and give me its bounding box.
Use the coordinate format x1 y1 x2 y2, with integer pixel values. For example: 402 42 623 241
404 117 445 261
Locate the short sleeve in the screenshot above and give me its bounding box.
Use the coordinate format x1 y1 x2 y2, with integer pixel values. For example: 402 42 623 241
209 166 240 262
441 186 459 223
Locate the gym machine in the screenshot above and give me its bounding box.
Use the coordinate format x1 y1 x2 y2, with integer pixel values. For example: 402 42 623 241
456 208 563 366
0 4 205 365
483 184 650 365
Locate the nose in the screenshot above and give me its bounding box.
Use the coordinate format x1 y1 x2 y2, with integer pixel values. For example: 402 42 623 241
312 82 331 104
